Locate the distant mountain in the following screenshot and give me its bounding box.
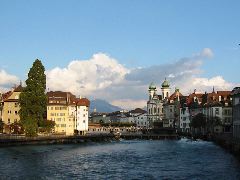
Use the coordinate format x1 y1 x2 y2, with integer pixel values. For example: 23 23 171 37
89 99 122 113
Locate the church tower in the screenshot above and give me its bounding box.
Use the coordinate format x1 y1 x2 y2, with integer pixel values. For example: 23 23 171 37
148 82 156 100
161 78 170 99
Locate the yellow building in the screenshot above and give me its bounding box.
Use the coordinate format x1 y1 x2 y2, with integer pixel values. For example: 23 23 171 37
2 85 22 125
47 91 76 135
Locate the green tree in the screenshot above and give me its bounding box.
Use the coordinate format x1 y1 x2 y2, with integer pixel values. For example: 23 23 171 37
206 116 222 134
10 122 24 134
38 120 55 133
19 59 47 137
0 120 4 133
190 113 206 135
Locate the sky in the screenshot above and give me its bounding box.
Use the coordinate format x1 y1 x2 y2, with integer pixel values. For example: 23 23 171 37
0 0 240 109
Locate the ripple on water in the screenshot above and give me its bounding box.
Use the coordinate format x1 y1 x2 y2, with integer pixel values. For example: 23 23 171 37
0 140 240 179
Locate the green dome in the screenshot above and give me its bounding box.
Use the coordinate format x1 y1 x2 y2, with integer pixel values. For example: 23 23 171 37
149 82 156 90
161 78 170 88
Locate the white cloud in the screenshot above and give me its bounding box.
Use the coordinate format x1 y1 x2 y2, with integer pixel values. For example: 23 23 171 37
0 69 19 92
111 99 147 110
46 53 129 97
199 48 214 58
45 48 238 109
1 48 237 110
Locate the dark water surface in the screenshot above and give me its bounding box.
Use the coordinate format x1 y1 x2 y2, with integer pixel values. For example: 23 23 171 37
0 139 240 179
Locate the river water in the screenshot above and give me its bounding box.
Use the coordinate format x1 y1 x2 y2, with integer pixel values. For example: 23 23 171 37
0 139 239 179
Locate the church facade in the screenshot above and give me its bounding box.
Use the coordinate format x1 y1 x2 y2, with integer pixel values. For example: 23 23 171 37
147 79 171 127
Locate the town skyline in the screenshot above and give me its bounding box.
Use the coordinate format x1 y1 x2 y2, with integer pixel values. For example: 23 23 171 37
1 1 240 109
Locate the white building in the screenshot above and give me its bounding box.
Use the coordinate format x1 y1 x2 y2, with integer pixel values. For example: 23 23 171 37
179 106 191 132
147 80 171 127
75 98 90 135
134 113 148 128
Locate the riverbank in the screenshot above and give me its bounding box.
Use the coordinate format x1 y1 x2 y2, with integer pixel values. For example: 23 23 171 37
0 134 115 147
0 133 180 147
180 132 240 161
211 134 240 161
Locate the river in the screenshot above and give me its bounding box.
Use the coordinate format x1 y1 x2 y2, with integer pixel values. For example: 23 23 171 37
0 139 239 179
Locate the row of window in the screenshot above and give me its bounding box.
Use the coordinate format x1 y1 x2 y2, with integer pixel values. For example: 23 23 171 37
50 113 66 116
56 124 66 127
48 107 67 110
7 110 18 115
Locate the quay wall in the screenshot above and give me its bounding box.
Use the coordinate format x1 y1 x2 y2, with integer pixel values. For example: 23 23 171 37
0 133 180 147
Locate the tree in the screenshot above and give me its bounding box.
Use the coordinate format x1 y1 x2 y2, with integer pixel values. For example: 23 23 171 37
19 59 47 137
206 116 222 134
38 120 55 133
0 120 4 133
10 122 24 134
190 113 206 135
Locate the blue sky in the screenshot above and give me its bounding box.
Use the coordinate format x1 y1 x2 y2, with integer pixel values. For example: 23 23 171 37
0 1 240 108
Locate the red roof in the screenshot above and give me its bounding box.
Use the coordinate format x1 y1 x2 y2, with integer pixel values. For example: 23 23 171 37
169 91 183 101
2 91 12 101
76 98 90 107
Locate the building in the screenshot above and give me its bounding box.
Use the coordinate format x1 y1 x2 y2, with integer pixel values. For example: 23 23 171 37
47 91 90 135
162 88 183 128
2 85 22 125
147 80 169 127
231 87 240 139
201 90 232 133
129 108 148 128
90 113 110 124
76 98 90 135
47 91 75 135
0 93 3 121
179 105 191 132
134 113 148 128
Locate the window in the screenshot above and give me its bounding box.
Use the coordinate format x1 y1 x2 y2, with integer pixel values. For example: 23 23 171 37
215 108 219 115
14 103 18 107
15 111 17 115
83 120 85 123
83 114 85 117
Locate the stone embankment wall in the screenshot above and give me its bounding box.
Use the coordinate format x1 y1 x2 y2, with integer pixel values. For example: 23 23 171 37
212 134 240 160
0 134 116 147
0 133 180 147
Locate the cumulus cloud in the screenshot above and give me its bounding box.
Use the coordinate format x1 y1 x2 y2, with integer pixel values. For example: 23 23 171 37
44 48 239 109
0 69 19 92
46 53 129 97
1 48 236 110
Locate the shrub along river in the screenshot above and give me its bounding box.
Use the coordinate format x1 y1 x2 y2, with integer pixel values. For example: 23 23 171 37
0 139 240 179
